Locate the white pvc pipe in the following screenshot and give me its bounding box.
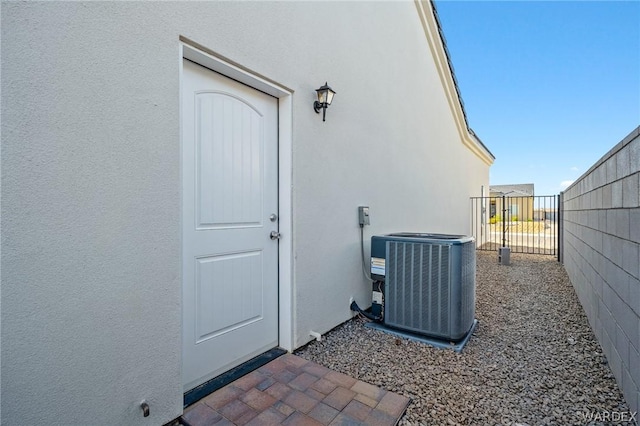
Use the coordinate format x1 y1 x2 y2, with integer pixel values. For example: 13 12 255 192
309 330 322 342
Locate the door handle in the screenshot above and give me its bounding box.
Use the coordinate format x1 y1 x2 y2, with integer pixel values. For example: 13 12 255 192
270 231 281 240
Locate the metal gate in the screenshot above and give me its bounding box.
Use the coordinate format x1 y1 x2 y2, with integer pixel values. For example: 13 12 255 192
470 195 559 256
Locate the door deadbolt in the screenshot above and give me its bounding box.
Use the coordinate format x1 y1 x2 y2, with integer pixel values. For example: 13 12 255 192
269 214 278 222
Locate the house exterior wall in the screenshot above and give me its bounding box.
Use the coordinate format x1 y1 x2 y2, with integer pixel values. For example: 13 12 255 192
1 2 492 425
561 126 640 414
489 197 535 222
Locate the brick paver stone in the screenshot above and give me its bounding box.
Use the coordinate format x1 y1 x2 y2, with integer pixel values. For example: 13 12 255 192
351 380 386 401
264 381 293 400
328 412 362 426
255 377 276 392
324 371 357 389
182 403 223 425
308 402 340 425
219 399 256 422
310 378 338 395
354 393 379 408
305 387 326 402
273 368 298 384
272 400 296 417
245 407 286 426
281 353 309 369
235 409 259 426
235 370 268 391
258 357 288 375
376 391 411 418
282 411 324 426
322 387 357 411
202 385 243 410
289 372 319 391
284 389 320 413
364 408 397 426
342 399 373 421
302 363 331 378
240 388 277 411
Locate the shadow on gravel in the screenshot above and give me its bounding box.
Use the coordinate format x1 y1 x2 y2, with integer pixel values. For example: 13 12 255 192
295 252 632 426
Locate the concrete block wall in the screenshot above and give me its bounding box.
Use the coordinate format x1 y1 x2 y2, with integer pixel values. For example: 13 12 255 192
562 126 640 414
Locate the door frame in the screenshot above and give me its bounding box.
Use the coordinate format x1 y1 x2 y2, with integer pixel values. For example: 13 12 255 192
179 39 294 353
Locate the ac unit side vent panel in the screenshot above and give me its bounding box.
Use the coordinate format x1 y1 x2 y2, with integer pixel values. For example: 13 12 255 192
459 241 476 336
384 238 475 342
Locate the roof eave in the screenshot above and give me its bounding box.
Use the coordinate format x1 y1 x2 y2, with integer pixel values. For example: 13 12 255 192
415 0 495 165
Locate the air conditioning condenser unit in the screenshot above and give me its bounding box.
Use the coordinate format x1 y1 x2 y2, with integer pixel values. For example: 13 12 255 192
370 233 476 342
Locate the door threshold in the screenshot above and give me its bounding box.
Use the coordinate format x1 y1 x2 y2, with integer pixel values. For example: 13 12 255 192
183 347 287 408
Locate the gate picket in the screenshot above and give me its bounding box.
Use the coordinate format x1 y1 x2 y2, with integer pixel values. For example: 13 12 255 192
470 195 559 256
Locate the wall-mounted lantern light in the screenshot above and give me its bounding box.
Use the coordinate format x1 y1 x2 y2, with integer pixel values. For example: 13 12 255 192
313 82 336 122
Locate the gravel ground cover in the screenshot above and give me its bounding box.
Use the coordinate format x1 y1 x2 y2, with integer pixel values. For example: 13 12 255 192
295 252 632 425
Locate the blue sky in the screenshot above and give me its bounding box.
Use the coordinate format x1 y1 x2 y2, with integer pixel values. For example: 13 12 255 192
435 1 640 196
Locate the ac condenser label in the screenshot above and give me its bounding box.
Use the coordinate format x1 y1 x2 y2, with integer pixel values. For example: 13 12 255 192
371 257 385 276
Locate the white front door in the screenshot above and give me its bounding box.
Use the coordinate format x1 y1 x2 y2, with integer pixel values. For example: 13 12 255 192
182 59 279 392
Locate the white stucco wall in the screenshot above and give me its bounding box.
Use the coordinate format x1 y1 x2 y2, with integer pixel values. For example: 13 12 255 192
1 2 491 425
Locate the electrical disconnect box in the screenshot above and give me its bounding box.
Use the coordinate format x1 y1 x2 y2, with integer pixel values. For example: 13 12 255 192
371 285 383 318
358 206 370 226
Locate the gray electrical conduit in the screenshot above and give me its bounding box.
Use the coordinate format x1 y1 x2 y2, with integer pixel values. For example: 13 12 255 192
360 225 373 282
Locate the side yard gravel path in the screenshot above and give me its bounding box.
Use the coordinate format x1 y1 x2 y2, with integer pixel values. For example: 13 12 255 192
295 252 632 425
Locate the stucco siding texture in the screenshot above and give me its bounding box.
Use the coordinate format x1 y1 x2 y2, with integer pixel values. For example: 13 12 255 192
561 127 640 414
1 2 490 425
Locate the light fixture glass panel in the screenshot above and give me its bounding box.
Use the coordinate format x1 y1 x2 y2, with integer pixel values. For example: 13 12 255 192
317 89 327 104
326 89 335 105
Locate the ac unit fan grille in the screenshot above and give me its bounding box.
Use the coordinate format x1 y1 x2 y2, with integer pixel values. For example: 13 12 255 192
385 240 475 341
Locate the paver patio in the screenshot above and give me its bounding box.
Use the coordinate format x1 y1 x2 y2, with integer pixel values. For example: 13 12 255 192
181 353 410 426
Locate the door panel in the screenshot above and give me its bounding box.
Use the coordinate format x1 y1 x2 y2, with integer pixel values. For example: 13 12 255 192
195 251 263 343
195 92 263 228
182 59 279 392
